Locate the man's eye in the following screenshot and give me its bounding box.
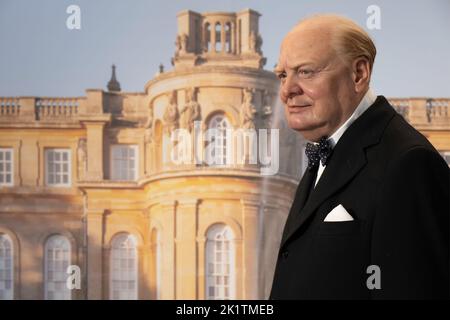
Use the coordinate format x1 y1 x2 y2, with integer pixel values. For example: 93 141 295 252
298 69 313 76
277 72 286 80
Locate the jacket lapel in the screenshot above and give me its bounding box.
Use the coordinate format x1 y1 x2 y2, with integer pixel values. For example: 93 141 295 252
280 166 317 245
280 96 397 249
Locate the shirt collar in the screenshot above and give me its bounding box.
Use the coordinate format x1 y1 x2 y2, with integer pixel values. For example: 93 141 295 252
328 88 376 148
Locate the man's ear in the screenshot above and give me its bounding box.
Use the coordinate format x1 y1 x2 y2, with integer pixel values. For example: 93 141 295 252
352 57 371 93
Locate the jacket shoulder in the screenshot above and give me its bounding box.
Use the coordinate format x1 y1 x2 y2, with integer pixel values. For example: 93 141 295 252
373 112 448 173
361 96 447 175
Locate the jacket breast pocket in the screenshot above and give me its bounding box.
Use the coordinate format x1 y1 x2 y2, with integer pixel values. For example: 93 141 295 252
317 220 363 236
309 219 368 299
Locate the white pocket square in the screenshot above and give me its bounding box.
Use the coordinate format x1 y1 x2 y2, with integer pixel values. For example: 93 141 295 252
324 204 354 222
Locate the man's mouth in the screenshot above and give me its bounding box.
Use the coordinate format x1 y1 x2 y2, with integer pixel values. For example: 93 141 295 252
288 104 311 113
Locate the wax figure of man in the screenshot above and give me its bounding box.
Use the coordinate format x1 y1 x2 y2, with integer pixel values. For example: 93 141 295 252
270 14 449 299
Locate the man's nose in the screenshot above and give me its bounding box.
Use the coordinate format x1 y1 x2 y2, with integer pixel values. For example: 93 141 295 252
281 74 304 101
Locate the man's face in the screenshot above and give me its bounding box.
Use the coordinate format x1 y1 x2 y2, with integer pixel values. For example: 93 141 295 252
276 24 357 141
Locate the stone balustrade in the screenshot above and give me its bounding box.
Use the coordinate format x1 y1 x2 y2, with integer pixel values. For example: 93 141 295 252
0 97 21 116
0 96 83 122
389 99 410 120
388 98 449 126
426 99 449 120
35 97 79 120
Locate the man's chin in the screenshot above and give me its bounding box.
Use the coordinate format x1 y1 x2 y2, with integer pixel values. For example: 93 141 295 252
287 123 325 142
287 118 309 133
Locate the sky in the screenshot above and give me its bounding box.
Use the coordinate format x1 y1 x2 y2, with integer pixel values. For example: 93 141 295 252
0 0 449 98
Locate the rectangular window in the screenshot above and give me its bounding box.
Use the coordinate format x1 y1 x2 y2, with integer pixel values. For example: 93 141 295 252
111 145 138 181
45 149 71 187
0 148 13 187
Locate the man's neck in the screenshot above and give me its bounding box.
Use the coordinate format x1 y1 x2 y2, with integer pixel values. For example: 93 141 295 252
327 88 376 148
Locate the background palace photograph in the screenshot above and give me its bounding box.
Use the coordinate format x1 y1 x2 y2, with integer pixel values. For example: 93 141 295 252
0 0 449 300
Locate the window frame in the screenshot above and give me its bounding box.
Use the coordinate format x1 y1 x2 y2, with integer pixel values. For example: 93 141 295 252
109 233 138 300
205 224 236 300
44 234 72 300
0 234 14 300
207 115 231 167
45 148 72 187
0 148 14 187
110 145 139 181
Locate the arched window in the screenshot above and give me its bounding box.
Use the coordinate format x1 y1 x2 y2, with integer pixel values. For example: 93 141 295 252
205 224 235 300
0 234 13 300
207 114 231 166
215 22 221 52
44 235 71 300
110 233 138 300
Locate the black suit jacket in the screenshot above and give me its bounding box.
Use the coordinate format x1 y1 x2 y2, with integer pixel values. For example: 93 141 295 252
270 96 450 299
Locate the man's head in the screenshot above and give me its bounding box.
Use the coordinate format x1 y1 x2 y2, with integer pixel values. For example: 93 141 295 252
275 14 376 141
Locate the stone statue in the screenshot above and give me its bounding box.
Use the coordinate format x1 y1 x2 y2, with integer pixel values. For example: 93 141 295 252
175 35 182 56
180 87 201 132
240 88 257 130
262 90 273 128
144 106 154 142
175 33 189 56
144 105 154 129
163 91 179 134
181 34 189 53
256 33 263 54
77 138 87 181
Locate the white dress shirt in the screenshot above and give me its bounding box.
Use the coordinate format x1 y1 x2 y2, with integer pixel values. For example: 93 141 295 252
313 88 377 187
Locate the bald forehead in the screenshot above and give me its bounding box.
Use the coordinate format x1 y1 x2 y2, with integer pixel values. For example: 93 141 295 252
292 15 347 34
278 20 336 70
282 18 336 48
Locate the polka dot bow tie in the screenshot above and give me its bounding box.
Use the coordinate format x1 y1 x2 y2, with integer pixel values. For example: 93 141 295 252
305 136 333 170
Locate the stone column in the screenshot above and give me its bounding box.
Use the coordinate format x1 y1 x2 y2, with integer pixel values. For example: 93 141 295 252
241 199 261 299
137 243 151 300
21 139 38 186
86 209 104 299
221 21 226 52
211 22 217 53
231 22 236 54
19 230 42 299
175 198 199 299
196 234 206 299
83 121 106 181
259 203 286 299
160 200 177 299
